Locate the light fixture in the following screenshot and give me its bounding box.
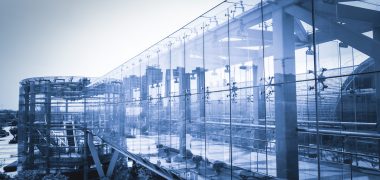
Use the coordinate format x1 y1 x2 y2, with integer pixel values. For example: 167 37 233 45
239 65 247 70
306 46 314 55
339 42 348 48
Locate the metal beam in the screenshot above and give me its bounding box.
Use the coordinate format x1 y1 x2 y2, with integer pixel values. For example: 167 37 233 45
294 19 308 42
284 5 380 60
337 3 380 26
92 132 177 179
106 150 119 177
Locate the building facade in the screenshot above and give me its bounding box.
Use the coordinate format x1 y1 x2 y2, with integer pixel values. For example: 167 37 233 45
19 0 380 179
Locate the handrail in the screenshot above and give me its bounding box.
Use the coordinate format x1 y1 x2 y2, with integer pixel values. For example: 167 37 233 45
297 128 380 139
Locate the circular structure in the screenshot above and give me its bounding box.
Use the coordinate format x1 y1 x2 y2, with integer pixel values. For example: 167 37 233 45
18 76 111 174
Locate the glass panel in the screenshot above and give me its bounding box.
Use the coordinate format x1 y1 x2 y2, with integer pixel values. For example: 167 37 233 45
184 20 207 177
205 90 231 178
204 6 230 93
313 0 380 179
18 1 380 179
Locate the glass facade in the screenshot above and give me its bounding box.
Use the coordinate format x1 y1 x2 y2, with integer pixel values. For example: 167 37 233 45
18 0 380 179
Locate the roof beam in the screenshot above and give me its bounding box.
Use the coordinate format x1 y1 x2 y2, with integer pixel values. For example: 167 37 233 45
337 3 380 25
285 5 380 60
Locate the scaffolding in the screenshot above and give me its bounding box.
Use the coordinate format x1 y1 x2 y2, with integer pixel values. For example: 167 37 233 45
17 77 113 175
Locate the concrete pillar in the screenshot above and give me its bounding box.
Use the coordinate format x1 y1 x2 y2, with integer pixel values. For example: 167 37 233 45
165 69 171 98
178 67 191 157
254 58 266 149
119 84 126 145
124 77 134 101
123 76 134 136
165 69 171 118
194 67 206 118
140 74 149 133
273 8 299 179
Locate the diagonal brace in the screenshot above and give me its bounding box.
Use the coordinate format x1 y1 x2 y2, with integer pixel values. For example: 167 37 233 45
106 150 119 177
284 5 380 61
88 133 106 179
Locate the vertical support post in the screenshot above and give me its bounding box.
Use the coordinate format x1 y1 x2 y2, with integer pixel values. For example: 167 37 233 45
17 85 24 170
83 97 89 180
374 27 380 169
29 82 36 168
273 8 299 179
255 0 268 151
185 73 191 124
165 69 171 97
112 90 117 132
195 67 206 118
45 81 51 174
127 77 134 101
165 69 172 118
65 99 68 120
119 84 126 145
19 82 29 170
254 57 266 149
178 67 191 157
83 130 89 180
106 90 110 130
124 77 133 136
179 67 186 157
140 73 149 133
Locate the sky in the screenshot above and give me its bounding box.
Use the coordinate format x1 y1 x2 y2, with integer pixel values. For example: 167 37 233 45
0 0 222 110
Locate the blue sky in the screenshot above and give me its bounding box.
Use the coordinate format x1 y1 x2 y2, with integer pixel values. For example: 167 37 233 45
0 0 221 110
